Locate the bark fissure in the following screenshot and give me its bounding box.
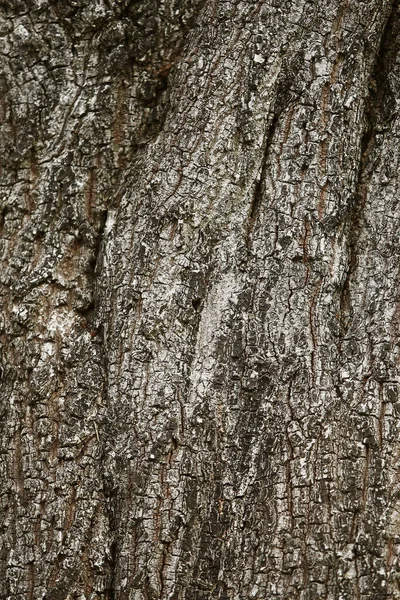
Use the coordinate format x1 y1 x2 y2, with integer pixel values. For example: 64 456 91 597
246 113 280 245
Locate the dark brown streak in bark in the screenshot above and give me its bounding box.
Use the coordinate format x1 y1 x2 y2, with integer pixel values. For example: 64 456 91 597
354 545 362 600
93 209 109 278
14 426 27 507
378 382 385 450
361 443 371 510
91 204 116 596
285 381 295 531
28 562 35 600
309 278 322 382
339 0 400 340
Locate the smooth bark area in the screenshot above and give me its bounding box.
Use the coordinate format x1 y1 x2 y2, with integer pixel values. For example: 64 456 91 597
1 1 400 598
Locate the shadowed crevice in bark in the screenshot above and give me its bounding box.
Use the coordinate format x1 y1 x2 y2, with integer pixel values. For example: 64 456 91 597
246 112 280 246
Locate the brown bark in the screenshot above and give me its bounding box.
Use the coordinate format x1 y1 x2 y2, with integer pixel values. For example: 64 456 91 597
1 1 400 598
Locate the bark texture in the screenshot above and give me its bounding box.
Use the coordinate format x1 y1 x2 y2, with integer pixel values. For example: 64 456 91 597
2 1 400 598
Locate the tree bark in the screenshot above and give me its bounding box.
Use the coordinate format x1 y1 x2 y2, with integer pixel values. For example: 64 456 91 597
2 0 400 598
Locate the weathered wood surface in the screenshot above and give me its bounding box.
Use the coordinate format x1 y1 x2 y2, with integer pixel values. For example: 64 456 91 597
1 1 400 598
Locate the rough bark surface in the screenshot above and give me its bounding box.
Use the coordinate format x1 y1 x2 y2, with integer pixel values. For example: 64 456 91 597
2 1 400 599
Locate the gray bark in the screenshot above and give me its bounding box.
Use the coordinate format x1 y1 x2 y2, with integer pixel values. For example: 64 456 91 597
1 0 400 598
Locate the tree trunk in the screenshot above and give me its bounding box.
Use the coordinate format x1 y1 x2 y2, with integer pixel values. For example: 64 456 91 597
2 0 400 598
